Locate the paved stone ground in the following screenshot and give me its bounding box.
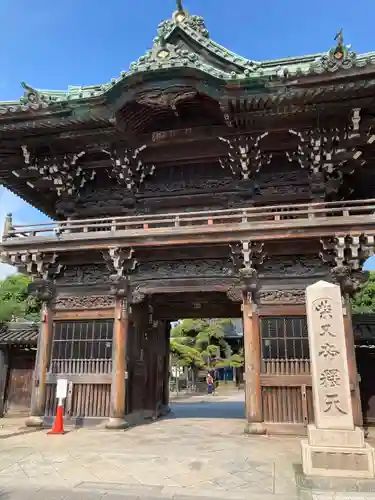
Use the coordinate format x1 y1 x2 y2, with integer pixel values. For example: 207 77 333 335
0 393 373 499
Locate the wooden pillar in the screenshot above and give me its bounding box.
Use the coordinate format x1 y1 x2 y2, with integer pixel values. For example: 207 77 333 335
343 295 363 427
243 297 265 434
162 321 171 411
0 348 9 417
106 296 129 429
26 302 53 427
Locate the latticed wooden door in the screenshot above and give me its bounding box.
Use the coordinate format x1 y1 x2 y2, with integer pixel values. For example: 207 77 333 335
45 319 114 419
260 316 314 433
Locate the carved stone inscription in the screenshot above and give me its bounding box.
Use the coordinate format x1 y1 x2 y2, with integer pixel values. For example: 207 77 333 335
305 281 353 430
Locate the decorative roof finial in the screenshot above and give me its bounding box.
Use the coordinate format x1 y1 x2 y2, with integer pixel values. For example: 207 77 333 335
334 28 344 48
173 0 187 23
20 81 41 104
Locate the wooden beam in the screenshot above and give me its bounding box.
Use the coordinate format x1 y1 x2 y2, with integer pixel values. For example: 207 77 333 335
52 309 114 320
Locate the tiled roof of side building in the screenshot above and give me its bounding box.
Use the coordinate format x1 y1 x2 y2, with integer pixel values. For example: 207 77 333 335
0 322 39 345
0 9 374 116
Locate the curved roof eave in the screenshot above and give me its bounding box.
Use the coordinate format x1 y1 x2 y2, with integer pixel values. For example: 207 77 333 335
1 10 375 120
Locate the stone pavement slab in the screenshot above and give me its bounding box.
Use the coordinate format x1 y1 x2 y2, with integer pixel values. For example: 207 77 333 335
0 394 371 500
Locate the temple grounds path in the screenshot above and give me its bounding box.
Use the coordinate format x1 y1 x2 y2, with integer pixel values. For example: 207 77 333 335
0 393 371 499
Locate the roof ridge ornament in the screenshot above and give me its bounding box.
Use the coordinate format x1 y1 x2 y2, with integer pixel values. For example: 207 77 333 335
20 81 41 105
317 28 357 72
334 28 344 50
173 0 188 23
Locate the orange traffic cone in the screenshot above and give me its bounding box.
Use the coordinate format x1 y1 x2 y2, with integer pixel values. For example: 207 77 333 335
48 404 65 435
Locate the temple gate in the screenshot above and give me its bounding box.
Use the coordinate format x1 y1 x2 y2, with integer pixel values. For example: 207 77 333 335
1 4 375 433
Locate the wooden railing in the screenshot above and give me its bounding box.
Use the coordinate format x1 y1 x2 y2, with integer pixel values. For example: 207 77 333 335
3 198 375 241
50 358 112 375
261 358 311 375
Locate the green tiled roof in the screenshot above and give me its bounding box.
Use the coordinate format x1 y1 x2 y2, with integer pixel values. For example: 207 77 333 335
1 9 375 116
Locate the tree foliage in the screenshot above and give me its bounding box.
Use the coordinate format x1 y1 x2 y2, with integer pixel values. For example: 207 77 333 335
0 274 41 324
170 318 243 370
351 272 375 314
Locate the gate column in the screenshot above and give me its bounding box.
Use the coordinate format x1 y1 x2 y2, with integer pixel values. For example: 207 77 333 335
26 280 54 427
241 268 265 434
106 280 129 429
331 265 363 427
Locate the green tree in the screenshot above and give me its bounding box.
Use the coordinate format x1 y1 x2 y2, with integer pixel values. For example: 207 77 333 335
0 274 41 324
351 272 375 314
170 318 236 370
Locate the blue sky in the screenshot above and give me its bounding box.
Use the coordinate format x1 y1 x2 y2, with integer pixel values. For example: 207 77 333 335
1 0 375 277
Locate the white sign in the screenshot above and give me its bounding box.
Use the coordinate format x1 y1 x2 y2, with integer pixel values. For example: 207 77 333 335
171 366 183 378
56 379 68 400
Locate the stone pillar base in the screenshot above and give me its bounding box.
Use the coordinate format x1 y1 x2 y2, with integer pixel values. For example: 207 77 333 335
105 417 129 430
244 421 266 435
301 424 375 478
25 415 44 428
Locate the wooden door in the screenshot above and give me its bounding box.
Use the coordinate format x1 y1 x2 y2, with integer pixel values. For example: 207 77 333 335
5 350 35 415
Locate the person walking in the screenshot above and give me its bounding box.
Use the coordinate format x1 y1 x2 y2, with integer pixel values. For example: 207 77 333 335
206 372 215 395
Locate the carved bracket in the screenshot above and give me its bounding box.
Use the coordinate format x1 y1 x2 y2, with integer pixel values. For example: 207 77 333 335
0 250 63 280
320 234 374 294
218 134 271 180
230 240 266 272
102 247 138 280
130 285 146 305
20 145 95 197
229 240 266 303
320 234 374 270
288 113 366 195
27 279 55 303
102 144 155 192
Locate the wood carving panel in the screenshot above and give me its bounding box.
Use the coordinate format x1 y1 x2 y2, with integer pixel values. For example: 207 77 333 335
260 289 305 304
260 256 328 278
57 265 111 285
56 162 312 217
54 295 115 310
134 259 234 281
227 287 306 304
142 164 235 193
255 168 310 199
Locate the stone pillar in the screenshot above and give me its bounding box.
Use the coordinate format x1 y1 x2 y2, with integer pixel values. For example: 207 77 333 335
106 289 129 430
301 280 374 478
26 297 54 427
240 268 265 435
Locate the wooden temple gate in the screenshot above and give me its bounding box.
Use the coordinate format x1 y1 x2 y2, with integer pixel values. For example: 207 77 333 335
2 4 375 434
